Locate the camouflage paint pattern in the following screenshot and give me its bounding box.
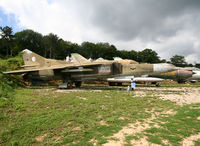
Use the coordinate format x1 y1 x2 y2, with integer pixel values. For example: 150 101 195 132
4 49 176 84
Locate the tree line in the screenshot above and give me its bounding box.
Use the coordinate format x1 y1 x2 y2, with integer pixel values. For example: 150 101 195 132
0 26 199 68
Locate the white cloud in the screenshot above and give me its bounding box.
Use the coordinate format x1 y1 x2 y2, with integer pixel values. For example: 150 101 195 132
0 0 107 43
186 54 200 64
0 0 200 64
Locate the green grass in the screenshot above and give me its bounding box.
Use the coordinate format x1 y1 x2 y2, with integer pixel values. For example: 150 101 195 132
195 139 200 146
0 55 23 72
143 103 200 146
0 86 200 145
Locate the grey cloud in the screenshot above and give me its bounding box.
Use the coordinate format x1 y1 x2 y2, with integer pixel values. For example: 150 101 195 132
2 0 200 63
88 0 200 41
76 0 200 63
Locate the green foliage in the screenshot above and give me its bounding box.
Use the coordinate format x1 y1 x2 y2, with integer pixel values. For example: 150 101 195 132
144 103 200 145
43 33 60 58
0 71 24 100
0 26 14 57
14 29 44 56
0 87 174 145
170 55 187 67
195 63 200 69
117 50 138 61
0 55 23 72
0 72 14 99
0 26 165 63
138 48 161 63
0 25 197 66
1 86 200 145
0 56 24 99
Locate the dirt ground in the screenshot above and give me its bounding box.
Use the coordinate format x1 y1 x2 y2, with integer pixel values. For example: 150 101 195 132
103 87 200 146
56 86 200 105
55 86 200 145
134 87 200 105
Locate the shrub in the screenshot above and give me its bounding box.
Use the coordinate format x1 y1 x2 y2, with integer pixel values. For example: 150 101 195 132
0 55 23 72
0 72 14 99
0 55 24 99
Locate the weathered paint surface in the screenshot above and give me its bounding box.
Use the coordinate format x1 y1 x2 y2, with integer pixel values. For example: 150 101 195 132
4 49 176 84
149 69 193 81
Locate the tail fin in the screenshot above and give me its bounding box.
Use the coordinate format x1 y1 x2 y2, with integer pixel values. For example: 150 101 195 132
71 53 90 64
22 49 46 69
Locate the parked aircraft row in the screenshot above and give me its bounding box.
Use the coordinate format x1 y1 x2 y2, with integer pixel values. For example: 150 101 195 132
104 58 200 86
4 49 200 88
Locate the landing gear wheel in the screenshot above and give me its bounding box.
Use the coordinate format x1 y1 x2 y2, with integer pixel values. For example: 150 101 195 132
156 82 161 87
58 81 73 89
117 83 122 86
75 81 82 88
177 80 185 84
109 82 115 86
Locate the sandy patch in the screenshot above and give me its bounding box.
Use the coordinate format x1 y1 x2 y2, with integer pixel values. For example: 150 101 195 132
103 111 158 146
99 120 109 126
134 87 200 105
182 132 200 146
162 139 171 146
103 108 176 146
118 117 126 120
77 96 87 100
73 126 81 131
55 89 102 93
35 133 47 142
53 136 62 142
91 90 102 92
90 138 97 146
158 87 200 105
131 137 160 146
160 109 177 116
55 89 86 93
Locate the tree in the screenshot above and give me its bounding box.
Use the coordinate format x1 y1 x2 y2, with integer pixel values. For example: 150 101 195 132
95 43 118 60
56 40 79 59
43 33 59 58
170 55 187 67
14 29 44 56
138 48 161 63
81 42 97 58
0 26 14 57
195 63 200 69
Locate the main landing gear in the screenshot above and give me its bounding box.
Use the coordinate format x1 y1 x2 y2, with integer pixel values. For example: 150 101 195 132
108 82 123 86
58 81 82 89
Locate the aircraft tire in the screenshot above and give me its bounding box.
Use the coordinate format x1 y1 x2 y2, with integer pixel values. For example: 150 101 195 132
117 83 122 86
177 80 185 84
75 81 82 88
156 82 161 87
109 82 115 86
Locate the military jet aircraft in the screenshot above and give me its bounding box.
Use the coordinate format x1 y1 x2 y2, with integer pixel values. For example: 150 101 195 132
4 49 177 88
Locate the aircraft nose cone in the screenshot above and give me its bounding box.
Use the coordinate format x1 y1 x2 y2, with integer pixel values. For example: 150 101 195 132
153 63 176 73
192 71 200 79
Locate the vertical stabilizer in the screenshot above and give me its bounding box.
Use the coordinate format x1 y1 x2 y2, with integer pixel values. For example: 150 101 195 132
22 49 46 69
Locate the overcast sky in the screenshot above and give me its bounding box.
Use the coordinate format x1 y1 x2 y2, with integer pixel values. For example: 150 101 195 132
0 0 200 63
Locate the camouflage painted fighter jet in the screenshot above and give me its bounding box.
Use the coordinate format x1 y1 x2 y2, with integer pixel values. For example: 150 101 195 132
4 49 177 88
